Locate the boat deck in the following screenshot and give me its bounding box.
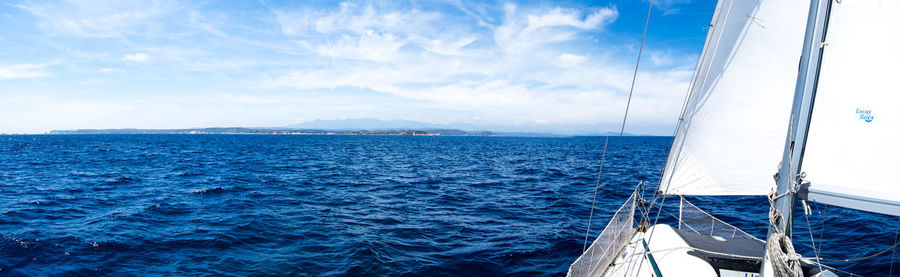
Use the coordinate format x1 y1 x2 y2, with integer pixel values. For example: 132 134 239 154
596 224 830 277
603 224 723 277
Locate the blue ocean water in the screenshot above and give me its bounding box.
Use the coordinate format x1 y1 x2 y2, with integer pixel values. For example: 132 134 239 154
0 135 896 276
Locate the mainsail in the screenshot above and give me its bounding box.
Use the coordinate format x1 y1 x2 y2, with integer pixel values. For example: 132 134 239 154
659 0 810 195
798 0 900 216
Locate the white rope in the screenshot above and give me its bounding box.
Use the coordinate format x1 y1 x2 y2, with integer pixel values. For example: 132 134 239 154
766 190 803 277
638 194 871 276
764 55 805 274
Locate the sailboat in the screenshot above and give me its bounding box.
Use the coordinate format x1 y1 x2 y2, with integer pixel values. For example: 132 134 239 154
569 0 900 276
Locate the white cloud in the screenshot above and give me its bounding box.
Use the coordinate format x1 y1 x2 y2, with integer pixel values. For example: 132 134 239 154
99 68 125 73
494 4 617 54
317 30 406 63
0 1 702 134
220 94 281 104
12 0 182 38
256 2 694 133
272 2 442 37
259 51 692 127
123 53 149 62
652 0 693 15
413 36 478 57
649 52 673 67
0 63 53 79
269 1 484 62
0 92 309 134
559 53 587 66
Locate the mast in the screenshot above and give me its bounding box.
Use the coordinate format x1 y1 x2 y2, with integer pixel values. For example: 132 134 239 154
761 0 831 275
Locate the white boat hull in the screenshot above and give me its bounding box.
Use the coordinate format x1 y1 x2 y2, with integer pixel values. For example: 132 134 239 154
600 224 755 277
568 194 830 277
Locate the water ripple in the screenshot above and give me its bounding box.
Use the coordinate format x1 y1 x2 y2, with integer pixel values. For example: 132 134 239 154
0 135 893 275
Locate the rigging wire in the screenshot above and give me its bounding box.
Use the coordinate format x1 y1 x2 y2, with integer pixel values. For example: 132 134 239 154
582 139 610 252
801 201 900 272
807 239 900 263
630 0 720 242
803 207 824 273
795 214 900 265
581 0 654 253
631 0 737 275
891 217 899 276
620 0 732 274
640 198 863 277
816 203 828 257
766 105 804 275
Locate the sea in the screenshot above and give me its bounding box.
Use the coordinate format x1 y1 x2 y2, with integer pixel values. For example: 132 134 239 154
0 135 896 276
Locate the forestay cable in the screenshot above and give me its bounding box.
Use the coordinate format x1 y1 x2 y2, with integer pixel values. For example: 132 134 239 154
582 0 654 252
632 0 736 274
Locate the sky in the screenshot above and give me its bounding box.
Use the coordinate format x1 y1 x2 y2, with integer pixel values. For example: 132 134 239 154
0 0 716 135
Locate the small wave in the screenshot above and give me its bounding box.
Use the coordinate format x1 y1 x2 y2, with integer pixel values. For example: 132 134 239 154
145 203 191 216
5 135 886 275
4 237 31 249
192 187 226 194
260 178 284 184
177 170 203 177
97 176 140 187
411 178 441 185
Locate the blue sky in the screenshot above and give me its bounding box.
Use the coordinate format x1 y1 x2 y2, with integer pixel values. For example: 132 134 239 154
0 0 715 134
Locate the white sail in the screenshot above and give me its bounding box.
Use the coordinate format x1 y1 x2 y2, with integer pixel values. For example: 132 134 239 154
799 0 900 216
659 0 810 195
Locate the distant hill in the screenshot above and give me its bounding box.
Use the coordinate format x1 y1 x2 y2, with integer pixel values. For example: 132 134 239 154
49 128 255 135
285 118 632 136
48 127 506 136
285 118 440 130
47 118 646 137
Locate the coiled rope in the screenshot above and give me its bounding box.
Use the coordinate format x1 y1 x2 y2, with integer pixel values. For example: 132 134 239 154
766 190 803 277
766 74 804 276
643 198 864 277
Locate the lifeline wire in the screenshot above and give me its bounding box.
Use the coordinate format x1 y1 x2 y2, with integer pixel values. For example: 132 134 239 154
581 0 653 253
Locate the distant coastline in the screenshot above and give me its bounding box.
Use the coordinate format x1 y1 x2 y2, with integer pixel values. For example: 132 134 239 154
46 128 512 137
7 118 646 137
9 127 643 137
